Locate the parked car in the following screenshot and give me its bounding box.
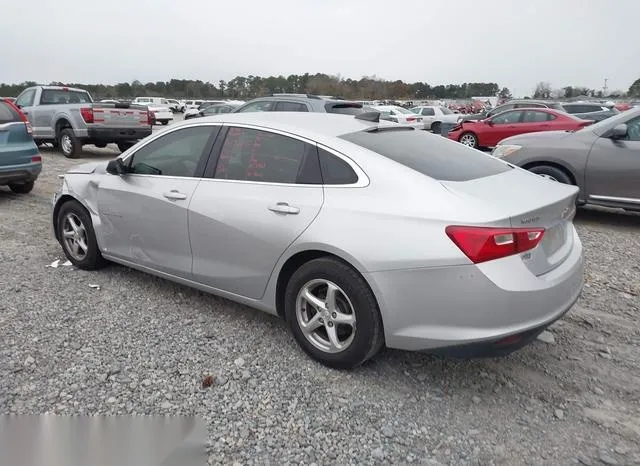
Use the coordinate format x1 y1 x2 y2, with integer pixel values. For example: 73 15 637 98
132 97 171 108
183 101 227 120
14 86 152 157
0 98 41 194
233 94 367 115
409 105 461 133
183 100 206 112
166 99 184 112
492 107 640 211
185 103 240 119
52 112 583 369
448 108 593 149
560 101 619 123
371 105 424 129
460 100 565 122
148 106 174 126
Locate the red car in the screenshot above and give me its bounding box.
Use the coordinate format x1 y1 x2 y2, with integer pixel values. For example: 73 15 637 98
447 108 593 149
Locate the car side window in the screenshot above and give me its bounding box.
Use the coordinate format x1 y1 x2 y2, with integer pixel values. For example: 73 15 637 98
236 101 276 113
488 104 514 117
492 111 523 124
15 89 36 108
623 116 640 141
421 108 435 116
274 101 309 112
318 148 359 184
214 127 319 184
128 126 215 177
522 111 550 123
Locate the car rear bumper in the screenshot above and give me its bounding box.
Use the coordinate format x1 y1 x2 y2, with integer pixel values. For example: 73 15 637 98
365 227 584 353
87 127 152 142
0 163 42 185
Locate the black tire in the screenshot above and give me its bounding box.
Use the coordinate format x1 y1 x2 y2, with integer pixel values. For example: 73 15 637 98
528 165 572 185
284 258 384 369
458 132 479 148
9 181 34 194
50 141 59 148
117 142 133 153
161 120 169 125
56 200 107 270
59 128 82 158
431 121 441 135
94 142 107 148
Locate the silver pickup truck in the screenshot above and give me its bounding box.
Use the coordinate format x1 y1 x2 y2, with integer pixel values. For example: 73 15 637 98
14 86 152 158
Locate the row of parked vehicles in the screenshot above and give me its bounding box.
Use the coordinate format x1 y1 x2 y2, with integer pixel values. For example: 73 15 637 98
2 83 639 369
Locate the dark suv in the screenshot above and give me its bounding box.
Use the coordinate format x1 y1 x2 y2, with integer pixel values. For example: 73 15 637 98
233 94 367 115
461 99 564 122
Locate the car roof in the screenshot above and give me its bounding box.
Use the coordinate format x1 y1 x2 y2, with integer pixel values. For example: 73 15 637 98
178 112 378 140
39 85 87 92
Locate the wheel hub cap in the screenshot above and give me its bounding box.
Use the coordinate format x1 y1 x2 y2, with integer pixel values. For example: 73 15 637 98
296 279 356 354
61 213 88 261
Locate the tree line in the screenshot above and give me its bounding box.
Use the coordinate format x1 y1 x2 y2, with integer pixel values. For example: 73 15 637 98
0 74 504 101
533 80 637 100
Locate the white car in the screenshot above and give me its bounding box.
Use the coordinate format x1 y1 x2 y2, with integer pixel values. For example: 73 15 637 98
410 106 462 133
371 105 424 129
148 106 173 125
183 100 206 112
183 101 227 120
166 99 184 112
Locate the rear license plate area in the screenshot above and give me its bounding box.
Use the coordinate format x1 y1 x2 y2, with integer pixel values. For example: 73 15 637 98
541 223 566 256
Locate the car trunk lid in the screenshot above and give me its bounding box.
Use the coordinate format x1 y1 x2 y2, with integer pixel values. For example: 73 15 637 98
91 102 150 128
440 169 578 276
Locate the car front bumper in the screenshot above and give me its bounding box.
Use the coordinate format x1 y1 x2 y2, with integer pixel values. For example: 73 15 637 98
365 227 584 353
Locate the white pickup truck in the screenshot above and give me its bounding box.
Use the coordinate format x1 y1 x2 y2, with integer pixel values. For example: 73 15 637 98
14 85 152 158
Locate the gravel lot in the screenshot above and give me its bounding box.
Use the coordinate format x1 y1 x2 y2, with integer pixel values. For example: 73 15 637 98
1 121 639 465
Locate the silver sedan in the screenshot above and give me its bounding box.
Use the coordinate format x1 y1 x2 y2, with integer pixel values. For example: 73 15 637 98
52 112 584 369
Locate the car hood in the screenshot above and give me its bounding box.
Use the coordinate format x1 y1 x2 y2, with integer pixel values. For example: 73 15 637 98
499 130 576 146
66 161 109 175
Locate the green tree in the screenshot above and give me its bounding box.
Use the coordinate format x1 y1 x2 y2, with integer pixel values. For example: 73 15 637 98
628 78 640 97
498 87 512 99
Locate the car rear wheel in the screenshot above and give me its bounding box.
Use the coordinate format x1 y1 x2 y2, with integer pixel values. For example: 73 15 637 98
284 257 384 369
459 132 478 148
59 128 82 158
161 120 169 125
9 181 34 194
431 121 441 135
56 200 107 270
528 166 572 185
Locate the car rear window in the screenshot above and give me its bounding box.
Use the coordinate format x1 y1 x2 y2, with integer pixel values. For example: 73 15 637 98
340 128 511 181
41 89 92 105
325 103 365 115
0 101 21 124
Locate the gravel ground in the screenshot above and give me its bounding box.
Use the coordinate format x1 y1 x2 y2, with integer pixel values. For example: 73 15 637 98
1 131 639 465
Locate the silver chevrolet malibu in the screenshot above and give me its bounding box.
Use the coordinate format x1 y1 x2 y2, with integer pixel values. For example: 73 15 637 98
52 112 584 369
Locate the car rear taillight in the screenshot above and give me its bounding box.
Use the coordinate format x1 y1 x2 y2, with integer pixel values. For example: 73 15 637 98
406 117 416 122
31 155 42 163
445 226 545 264
80 107 94 124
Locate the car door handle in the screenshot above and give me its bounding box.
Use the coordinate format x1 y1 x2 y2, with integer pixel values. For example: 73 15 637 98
268 202 300 215
162 190 187 201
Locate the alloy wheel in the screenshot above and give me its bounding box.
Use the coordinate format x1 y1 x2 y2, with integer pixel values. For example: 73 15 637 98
60 134 72 155
61 213 88 261
539 174 559 182
459 134 477 147
296 279 356 354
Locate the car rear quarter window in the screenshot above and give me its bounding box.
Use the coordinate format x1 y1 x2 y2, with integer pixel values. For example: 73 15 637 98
325 103 365 115
0 101 21 124
214 127 320 184
41 89 92 105
421 107 435 116
318 148 358 184
340 129 510 182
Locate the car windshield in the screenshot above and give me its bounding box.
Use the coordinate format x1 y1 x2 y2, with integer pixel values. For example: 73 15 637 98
325 103 365 115
393 107 414 114
439 107 453 114
340 128 511 181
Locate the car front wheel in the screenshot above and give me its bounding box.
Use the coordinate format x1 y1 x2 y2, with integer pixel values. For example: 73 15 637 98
56 200 107 270
284 258 384 369
459 132 478 148
528 165 572 185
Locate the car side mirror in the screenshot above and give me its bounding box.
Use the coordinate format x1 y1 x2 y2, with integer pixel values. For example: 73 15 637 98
484 119 493 126
106 158 128 175
609 123 628 140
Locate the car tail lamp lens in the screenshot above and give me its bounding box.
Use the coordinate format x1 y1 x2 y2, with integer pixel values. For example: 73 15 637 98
80 107 94 124
445 226 545 264
31 155 42 163
406 117 416 122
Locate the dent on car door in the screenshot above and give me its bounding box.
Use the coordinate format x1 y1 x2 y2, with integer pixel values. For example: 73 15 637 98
585 115 640 204
96 125 220 277
188 126 324 299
